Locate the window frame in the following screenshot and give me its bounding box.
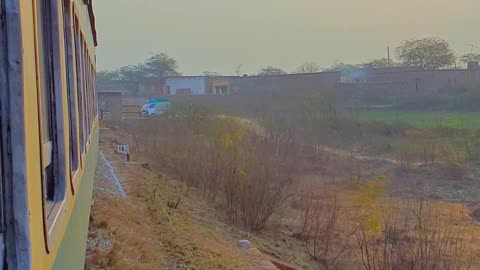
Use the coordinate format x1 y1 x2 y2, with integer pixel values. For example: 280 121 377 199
82 39 91 142
34 0 69 251
63 0 80 186
73 13 86 157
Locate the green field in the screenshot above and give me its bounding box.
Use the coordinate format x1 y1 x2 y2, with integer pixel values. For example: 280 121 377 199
351 110 480 129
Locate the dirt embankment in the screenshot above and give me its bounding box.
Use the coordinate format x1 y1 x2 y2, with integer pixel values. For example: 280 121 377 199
86 128 289 270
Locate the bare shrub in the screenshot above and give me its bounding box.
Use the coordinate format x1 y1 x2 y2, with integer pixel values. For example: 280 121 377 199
355 194 474 270
224 126 297 231
120 108 298 232
296 188 355 269
422 141 437 165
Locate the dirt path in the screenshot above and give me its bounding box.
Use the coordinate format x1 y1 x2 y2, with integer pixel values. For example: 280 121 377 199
233 116 426 167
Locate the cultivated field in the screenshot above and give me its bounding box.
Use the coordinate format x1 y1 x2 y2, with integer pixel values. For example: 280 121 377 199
352 109 480 129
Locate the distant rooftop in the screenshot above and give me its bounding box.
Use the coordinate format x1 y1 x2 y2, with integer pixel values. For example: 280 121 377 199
97 89 124 94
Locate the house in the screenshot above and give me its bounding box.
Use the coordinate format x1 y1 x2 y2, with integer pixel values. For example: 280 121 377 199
210 78 230 95
165 76 234 95
165 76 208 95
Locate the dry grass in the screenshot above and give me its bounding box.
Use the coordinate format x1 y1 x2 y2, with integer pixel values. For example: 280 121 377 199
86 129 266 270
89 116 480 270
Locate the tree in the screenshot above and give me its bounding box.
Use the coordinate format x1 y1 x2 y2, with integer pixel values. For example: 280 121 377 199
234 64 243 76
460 53 480 63
257 66 287 76
323 61 360 72
362 57 395 68
117 64 146 82
143 53 181 78
97 70 121 84
96 52 181 95
395 37 456 70
297 62 320 73
97 52 181 83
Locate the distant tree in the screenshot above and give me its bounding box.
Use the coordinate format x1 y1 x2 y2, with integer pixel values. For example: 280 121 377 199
323 61 360 72
395 37 456 70
257 66 287 76
297 62 320 73
97 70 121 84
460 53 480 63
117 64 146 82
96 52 181 95
202 71 222 77
143 53 181 78
234 64 243 76
362 57 395 68
98 52 181 83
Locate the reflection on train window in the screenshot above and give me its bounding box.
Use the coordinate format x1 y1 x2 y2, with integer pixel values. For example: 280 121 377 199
63 0 79 172
83 40 90 140
37 0 66 206
73 15 85 155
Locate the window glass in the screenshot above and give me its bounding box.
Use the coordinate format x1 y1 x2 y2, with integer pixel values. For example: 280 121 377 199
38 0 59 201
73 16 85 154
63 0 79 171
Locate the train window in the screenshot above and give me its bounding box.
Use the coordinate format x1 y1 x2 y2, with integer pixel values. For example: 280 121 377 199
63 0 79 172
37 0 66 209
73 16 85 155
83 41 90 138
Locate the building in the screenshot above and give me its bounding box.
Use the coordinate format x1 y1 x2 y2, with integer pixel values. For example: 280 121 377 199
336 64 480 101
210 78 230 95
97 90 123 121
165 76 235 95
165 76 208 95
229 72 341 94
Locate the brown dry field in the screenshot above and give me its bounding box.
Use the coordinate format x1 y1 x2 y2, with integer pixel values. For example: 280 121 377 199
86 127 480 270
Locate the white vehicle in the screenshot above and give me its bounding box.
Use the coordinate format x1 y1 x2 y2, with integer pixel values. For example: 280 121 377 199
141 98 170 116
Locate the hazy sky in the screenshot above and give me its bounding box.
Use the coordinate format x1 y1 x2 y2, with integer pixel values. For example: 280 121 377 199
93 0 480 75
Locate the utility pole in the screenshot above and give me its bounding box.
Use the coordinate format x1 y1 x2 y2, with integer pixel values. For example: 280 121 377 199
387 46 391 66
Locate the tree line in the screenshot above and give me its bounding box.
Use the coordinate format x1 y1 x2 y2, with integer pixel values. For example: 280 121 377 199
98 38 480 82
97 53 181 85
270 37 480 75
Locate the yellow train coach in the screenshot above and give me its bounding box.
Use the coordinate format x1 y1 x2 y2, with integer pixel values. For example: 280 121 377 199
1 0 98 269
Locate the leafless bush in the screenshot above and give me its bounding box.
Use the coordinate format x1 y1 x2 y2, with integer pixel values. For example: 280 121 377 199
224 128 297 231
422 141 437 165
120 114 298 231
295 189 355 269
355 194 474 270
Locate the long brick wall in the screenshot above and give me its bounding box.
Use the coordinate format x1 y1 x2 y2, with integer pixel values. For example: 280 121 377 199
228 67 480 99
229 72 340 94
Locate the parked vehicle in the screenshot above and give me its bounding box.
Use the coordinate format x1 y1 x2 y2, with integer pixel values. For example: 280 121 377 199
142 98 171 116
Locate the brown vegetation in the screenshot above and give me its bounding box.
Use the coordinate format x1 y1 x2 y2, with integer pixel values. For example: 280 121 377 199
87 132 263 269
121 113 298 231
96 99 480 269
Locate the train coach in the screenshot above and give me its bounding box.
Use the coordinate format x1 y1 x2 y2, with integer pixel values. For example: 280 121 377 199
1 0 98 269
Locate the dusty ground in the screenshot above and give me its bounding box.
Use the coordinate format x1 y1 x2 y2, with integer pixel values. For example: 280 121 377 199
86 126 480 270
86 128 294 270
